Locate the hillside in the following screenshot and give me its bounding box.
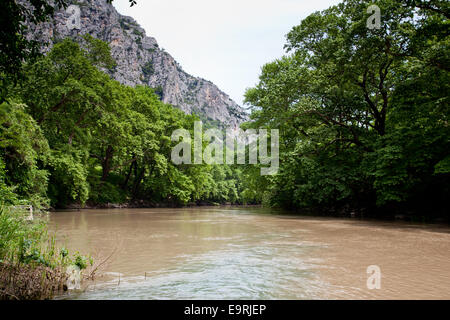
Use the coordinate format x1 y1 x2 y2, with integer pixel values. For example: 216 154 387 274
26 0 248 127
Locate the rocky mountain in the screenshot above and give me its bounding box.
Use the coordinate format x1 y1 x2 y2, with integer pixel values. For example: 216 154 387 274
26 0 248 128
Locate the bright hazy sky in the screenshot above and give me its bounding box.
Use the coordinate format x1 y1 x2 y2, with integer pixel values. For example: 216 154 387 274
113 0 341 107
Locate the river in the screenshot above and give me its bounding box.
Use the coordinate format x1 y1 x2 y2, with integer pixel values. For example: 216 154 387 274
48 207 450 300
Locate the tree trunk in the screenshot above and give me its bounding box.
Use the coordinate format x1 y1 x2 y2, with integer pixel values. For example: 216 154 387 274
132 167 146 199
101 145 114 181
122 159 136 190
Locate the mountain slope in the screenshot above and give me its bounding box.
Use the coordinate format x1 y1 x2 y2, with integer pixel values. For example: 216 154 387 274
26 0 248 127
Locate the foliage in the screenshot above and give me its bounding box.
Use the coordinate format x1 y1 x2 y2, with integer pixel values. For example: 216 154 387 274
0 0 138 102
0 37 245 208
244 0 449 217
0 205 93 299
0 0 67 102
0 205 87 269
0 102 50 208
142 60 155 81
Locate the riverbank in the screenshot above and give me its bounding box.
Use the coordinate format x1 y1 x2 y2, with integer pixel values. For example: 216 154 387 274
0 262 67 300
0 206 93 300
284 204 450 224
54 200 259 210
57 200 449 224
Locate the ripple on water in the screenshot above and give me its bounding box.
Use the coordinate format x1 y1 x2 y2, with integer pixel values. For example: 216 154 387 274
51 208 450 300
61 244 332 300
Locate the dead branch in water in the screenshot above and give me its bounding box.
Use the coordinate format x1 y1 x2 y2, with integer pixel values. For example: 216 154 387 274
85 247 118 281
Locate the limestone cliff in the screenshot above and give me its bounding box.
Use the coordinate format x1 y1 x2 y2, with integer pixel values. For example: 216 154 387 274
26 0 248 127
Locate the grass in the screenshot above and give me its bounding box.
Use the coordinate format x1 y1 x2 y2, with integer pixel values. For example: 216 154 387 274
0 205 91 300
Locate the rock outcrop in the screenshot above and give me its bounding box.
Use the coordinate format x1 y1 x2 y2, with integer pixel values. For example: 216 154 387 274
26 0 247 128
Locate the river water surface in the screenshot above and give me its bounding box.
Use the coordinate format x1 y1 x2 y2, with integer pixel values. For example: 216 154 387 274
49 207 450 300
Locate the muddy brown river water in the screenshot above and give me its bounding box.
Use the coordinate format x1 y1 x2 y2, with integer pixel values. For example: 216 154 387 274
49 207 450 300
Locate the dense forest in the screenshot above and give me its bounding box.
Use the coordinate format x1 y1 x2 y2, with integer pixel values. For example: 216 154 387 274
0 0 449 218
243 0 449 219
0 34 249 208
0 0 448 301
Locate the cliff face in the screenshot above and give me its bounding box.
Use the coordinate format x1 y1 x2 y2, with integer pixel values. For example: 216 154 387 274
27 0 247 128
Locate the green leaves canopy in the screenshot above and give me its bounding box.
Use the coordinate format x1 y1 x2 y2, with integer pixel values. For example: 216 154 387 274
244 0 449 217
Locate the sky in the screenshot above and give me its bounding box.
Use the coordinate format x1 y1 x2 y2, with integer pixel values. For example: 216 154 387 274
113 0 341 107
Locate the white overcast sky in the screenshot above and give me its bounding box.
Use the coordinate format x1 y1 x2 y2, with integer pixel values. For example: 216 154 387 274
113 0 341 107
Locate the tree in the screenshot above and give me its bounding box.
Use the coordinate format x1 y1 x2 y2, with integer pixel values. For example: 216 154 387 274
0 0 67 102
244 0 449 217
0 0 137 102
2 30 244 208
0 102 50 206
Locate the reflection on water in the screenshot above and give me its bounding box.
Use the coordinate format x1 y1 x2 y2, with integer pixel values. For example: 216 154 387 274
49 207 450 300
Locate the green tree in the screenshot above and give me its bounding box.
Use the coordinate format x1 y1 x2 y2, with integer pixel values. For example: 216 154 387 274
244 0 449 217
0 102 49 207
